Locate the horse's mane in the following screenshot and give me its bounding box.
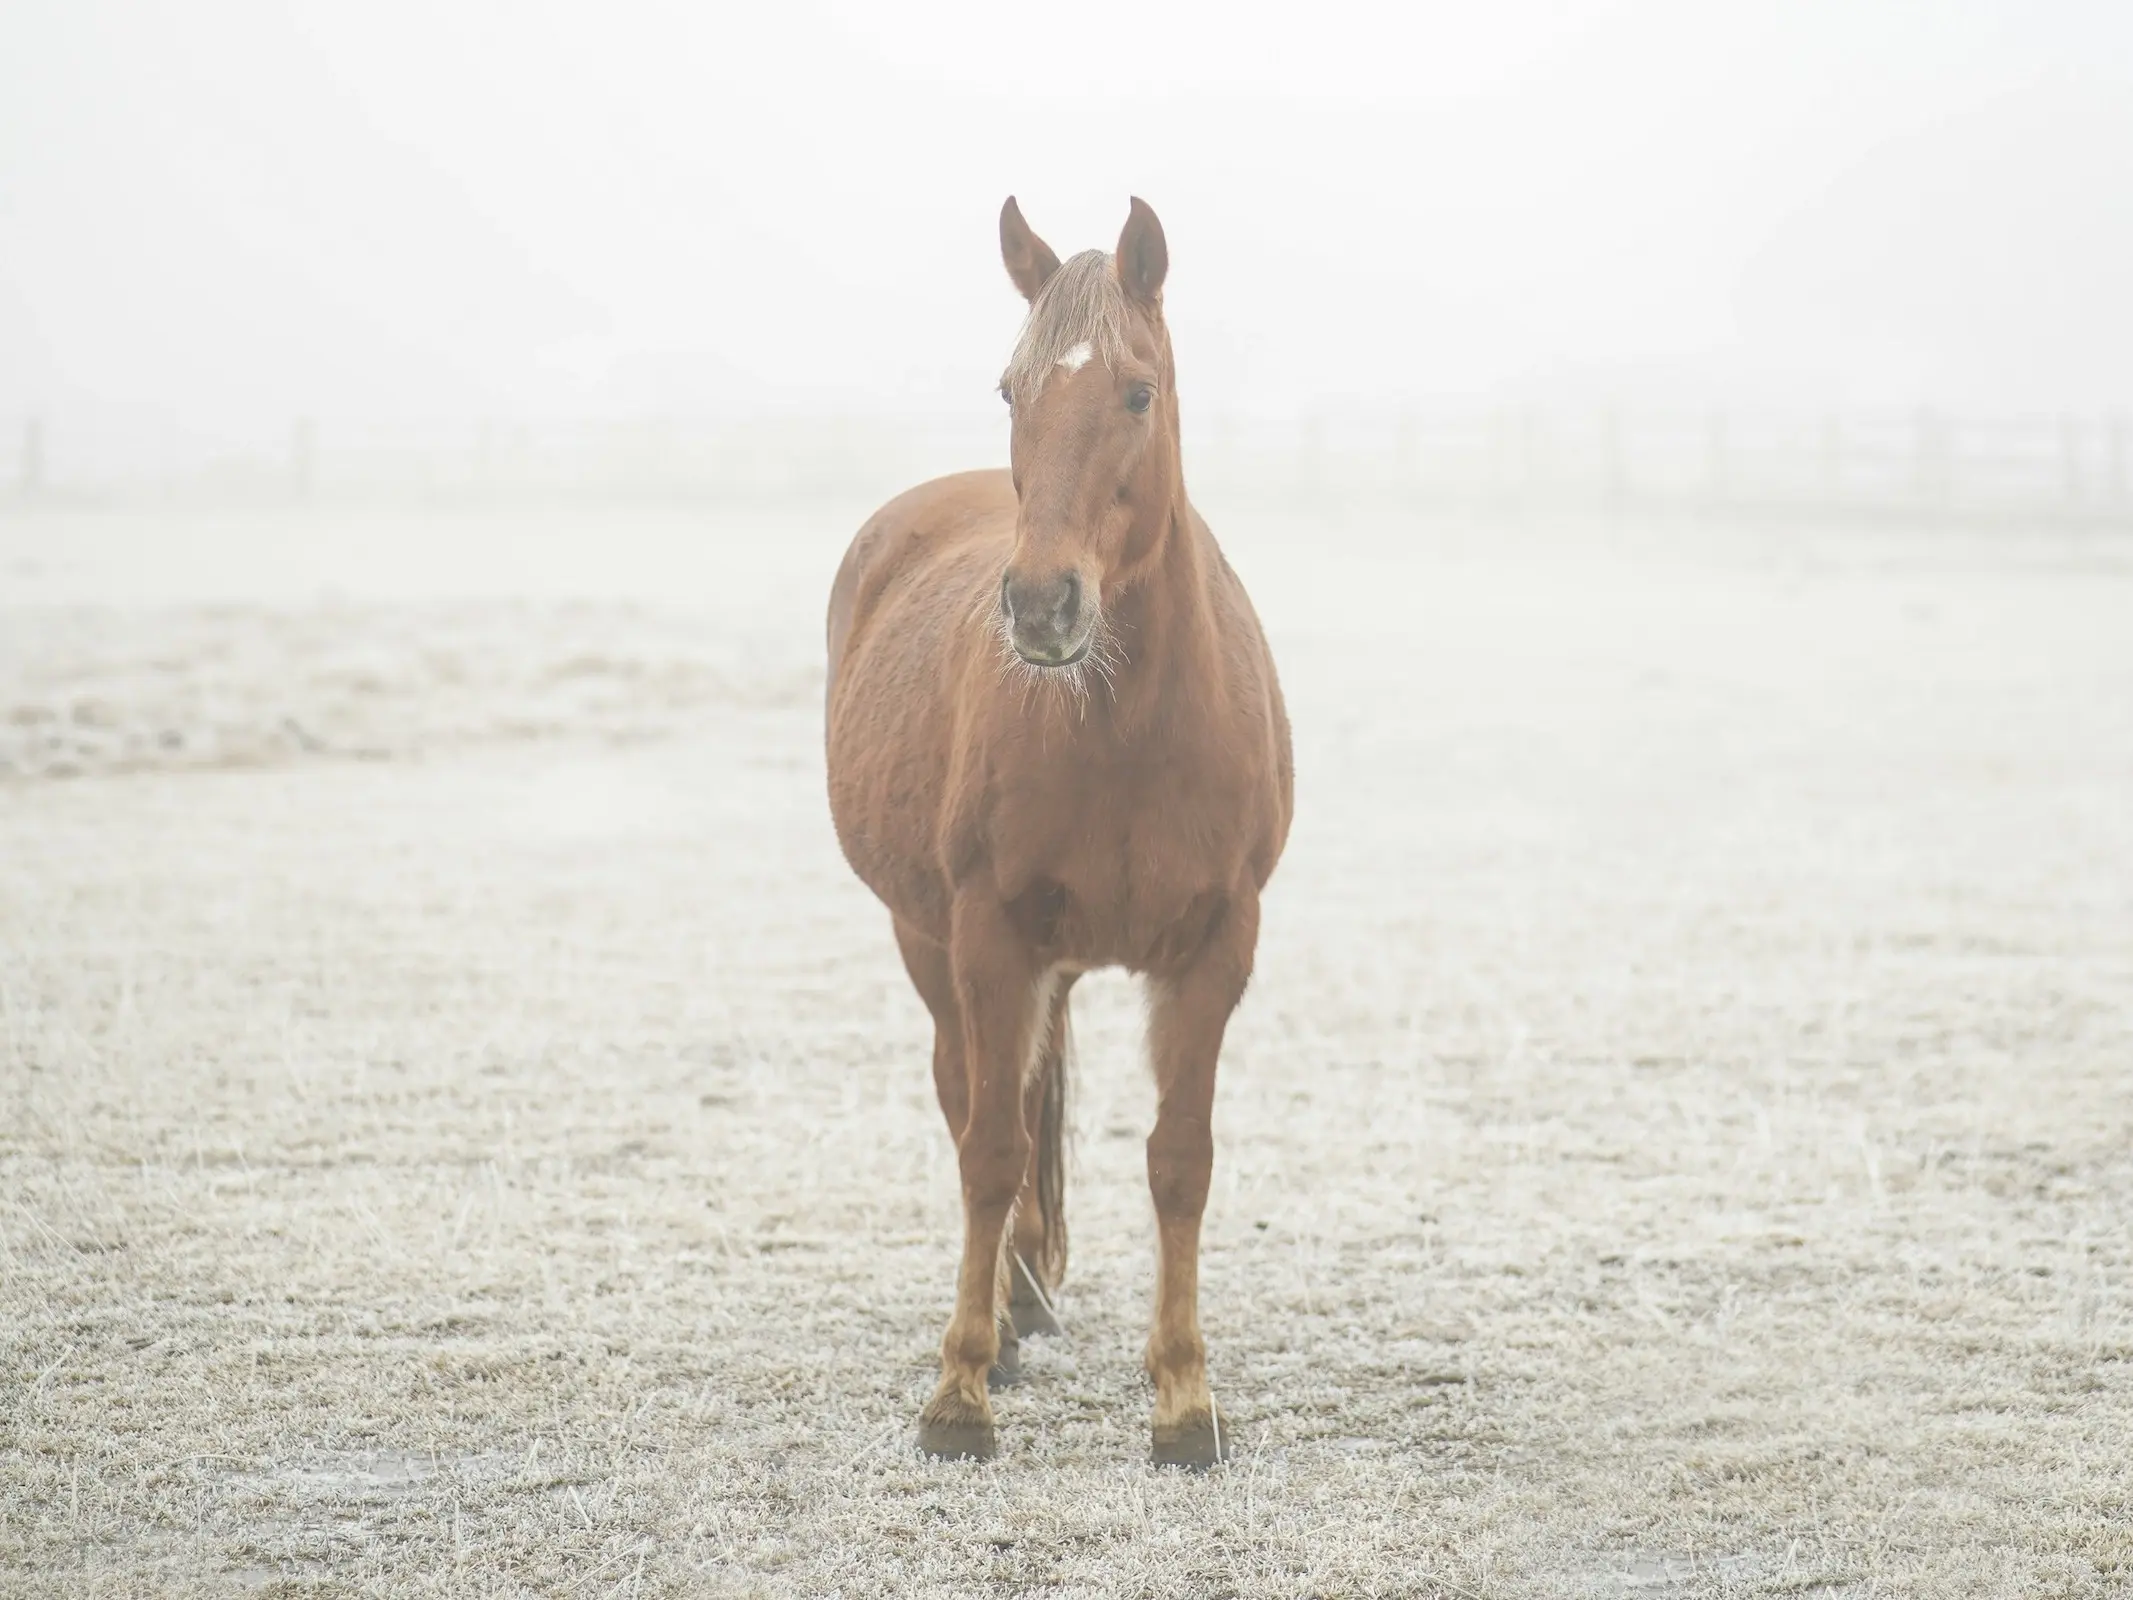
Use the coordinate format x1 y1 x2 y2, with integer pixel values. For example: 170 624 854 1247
1002 250 1134 403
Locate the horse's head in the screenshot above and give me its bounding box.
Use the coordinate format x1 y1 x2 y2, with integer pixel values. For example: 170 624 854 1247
994 196 1177 672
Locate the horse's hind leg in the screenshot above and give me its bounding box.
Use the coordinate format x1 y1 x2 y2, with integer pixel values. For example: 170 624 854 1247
1143 891 1258 1470
1009 977 1074 1339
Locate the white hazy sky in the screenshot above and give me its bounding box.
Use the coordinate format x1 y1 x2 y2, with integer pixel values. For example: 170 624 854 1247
4 0 2131 448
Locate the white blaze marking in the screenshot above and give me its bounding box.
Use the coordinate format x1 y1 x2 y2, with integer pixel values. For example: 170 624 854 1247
1056 342 1093 373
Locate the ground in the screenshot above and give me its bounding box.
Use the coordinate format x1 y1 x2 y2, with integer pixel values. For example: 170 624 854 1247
2 500 2130 1598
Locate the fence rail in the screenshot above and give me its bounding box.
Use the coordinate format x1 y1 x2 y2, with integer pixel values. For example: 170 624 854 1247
6 407 2130 525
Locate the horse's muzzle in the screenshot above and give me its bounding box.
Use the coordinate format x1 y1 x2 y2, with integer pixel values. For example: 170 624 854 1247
1002 568 1090 668
1016 634 1091 669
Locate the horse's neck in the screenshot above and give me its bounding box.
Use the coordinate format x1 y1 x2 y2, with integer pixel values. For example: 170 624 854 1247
1104 499 1219 738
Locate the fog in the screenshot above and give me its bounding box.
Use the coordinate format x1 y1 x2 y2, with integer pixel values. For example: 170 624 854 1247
10 6 2133 1591
6 0 2133 474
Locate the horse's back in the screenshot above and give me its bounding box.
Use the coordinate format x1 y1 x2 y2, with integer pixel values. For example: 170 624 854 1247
827 469 1015 696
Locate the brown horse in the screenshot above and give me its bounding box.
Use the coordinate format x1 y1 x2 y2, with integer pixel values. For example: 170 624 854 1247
825 197 1292 1467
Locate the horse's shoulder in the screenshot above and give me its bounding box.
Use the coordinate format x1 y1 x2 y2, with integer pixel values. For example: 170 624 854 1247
829 470 1014 677
893 465 1012 510
1182 511 1293 877
856 471 1012 589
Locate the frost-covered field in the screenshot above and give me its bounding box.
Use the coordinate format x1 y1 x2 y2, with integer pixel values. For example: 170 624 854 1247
3 501 2130 1597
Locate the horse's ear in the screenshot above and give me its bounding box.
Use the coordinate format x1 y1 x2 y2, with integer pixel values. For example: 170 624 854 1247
1000 197 1061 303
1115 196 1168 306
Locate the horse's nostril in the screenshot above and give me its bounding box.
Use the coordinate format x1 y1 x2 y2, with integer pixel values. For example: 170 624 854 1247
1059 571 1082 625
1000 572 1015 620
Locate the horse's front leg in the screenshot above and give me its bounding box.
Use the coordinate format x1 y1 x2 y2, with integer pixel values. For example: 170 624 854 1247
1144 890 1258 1468
918 892 1047 1460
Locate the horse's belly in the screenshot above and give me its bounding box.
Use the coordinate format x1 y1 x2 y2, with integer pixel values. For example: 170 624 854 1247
825 494 1012 939
826 682 957 937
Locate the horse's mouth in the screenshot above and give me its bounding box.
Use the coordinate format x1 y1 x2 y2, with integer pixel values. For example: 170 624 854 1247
1014 637 1092 670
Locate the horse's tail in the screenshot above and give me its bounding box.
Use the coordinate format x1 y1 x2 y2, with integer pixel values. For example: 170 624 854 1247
1031 1001 1071 1289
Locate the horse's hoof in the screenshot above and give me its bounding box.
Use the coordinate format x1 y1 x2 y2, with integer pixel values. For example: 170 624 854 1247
918 1419 998 1461
1009 1257 1065 1340
1012 1301 1063 1340
1151 1409 1228 1471
988 1341 1023 1390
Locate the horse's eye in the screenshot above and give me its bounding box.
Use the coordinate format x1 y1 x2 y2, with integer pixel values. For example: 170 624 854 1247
1125 384 1153 414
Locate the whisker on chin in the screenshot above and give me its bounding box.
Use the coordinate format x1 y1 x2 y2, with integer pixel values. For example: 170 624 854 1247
988 601 1117 710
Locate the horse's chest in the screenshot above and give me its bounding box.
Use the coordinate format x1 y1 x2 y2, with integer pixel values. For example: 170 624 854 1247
990 760 1249 972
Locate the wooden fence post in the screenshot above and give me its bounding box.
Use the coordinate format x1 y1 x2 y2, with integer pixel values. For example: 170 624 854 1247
20 418 44 499
291 416 316 501
1601 405 1625 509
1298 412 1325 501
1914 409 1952 509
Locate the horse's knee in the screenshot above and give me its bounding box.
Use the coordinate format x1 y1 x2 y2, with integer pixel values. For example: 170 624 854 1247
1146 1119 1213 1217
960 1128 1031 1213
930 1038 969 1136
